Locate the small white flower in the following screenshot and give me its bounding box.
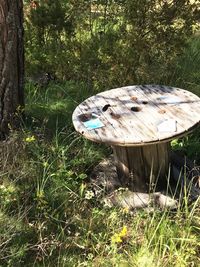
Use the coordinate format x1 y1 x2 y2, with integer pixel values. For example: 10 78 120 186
85 190 95 200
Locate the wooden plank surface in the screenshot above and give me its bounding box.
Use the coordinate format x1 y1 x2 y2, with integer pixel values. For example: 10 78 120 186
113 142 171 192
72 85 200 146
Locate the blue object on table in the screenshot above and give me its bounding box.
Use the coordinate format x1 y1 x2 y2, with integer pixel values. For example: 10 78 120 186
83 118 104 130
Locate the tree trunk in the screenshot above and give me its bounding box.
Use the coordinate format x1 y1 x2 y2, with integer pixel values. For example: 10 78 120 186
0 0 24 138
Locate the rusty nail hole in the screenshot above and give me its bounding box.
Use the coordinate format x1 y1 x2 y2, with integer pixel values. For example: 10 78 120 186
158 109 166 114
142 101 148 104
131 106 142 112
110 112 121 119
131 96 138 101
102 104 111 112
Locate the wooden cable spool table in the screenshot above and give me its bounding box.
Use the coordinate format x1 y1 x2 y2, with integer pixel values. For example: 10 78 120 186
72 85 200 192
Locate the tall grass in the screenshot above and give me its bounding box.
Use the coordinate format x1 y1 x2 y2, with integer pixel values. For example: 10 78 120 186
0 36 200 266
171 34 200 96
169 35 200 162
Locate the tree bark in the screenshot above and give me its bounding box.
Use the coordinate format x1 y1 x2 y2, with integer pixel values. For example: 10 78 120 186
0 0 24 138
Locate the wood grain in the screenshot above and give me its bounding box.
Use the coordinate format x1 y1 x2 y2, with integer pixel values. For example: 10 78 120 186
72 85 200 146
113 143 170 192
72 85 200 191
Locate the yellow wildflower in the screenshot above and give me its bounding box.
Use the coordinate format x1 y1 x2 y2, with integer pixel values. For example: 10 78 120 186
25 135 36 142
111 233 122 244
119 226 127 238
111 225 128 244
122 207 129 214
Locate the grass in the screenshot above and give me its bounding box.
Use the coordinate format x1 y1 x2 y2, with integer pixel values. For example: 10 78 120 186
169 34 200 161
172 34 200 96
0 36 200 266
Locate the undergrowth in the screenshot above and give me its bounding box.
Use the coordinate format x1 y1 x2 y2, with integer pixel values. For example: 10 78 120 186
0 37 200 266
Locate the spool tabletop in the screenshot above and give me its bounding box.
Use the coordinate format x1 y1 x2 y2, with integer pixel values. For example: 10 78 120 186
72 85 200 146
72 85 200 191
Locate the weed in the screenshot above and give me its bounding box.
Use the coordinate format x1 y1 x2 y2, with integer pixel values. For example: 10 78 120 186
0 37 200 265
